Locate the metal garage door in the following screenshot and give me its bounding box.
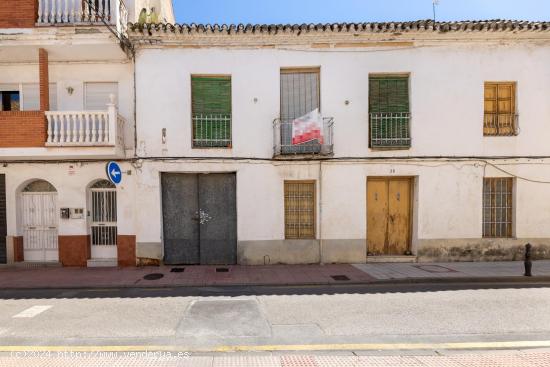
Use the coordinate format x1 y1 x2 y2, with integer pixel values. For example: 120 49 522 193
161 173 237 265
0 175 6 264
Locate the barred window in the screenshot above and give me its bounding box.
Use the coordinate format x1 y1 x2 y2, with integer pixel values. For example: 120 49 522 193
484 82 517 136
191 76 232 148
369 75 411 149
284 181 316 239
483 178 513 238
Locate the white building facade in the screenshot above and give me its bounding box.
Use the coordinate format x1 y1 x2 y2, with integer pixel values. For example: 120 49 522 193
128 21 550 265
0 0 158 266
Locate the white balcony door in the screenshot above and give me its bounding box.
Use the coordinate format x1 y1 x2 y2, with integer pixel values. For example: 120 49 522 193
90 180 117 259
21 181 59 262
280 69 321 153
85 82 118 110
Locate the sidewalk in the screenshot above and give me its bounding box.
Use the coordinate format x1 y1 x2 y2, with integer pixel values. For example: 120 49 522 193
2 351 550 367
0 261 549 289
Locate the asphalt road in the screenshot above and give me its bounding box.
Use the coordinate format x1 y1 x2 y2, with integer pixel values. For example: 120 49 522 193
0 283 550 353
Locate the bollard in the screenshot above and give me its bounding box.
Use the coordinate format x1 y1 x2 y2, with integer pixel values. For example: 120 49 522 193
524 243 532 277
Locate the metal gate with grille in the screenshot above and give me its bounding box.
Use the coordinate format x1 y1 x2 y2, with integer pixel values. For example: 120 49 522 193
90 181 117 259
21 192 59 262
161 173 237 265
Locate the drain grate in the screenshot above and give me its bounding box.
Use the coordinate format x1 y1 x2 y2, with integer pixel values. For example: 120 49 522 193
143 273 164 280
331 275 350 281
216 267 230 273
170 268 185 273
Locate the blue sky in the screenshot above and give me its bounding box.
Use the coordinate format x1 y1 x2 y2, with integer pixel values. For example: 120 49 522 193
173 0 550 24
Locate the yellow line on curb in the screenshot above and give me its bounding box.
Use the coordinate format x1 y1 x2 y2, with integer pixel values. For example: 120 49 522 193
1 340 550 353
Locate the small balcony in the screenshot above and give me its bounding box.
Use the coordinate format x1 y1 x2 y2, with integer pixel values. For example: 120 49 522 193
46 97 125 148
273 117 334 156
483 113 519 136
37 0 128 34
192 114 232 148
369 112 411 149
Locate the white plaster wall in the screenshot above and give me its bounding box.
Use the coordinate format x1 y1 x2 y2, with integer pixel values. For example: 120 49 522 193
1 162 135 237
135 42 550 158
134 159 550 249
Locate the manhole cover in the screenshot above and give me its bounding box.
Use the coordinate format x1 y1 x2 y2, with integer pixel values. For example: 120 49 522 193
216 267 229 273
143 273 164 280
170 268 185 273
331 275 350 281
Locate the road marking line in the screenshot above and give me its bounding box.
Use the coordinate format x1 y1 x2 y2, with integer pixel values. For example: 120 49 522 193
12 306 52 319
0 340 550 353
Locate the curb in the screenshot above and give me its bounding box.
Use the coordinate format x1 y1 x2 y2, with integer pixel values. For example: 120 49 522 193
1 276 550 291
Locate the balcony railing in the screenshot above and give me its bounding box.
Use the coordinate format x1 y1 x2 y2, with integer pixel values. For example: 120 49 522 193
45 97 125 147
483 113 519 136
273 117 334 156
37 0 128 34
369 112 411 149
192 114 232 148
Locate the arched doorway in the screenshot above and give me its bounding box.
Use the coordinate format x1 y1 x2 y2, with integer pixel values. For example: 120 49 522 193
20 180 58 262
89 180 117 259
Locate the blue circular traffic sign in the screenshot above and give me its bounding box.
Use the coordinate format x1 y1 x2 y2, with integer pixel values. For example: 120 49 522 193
106 161 122 185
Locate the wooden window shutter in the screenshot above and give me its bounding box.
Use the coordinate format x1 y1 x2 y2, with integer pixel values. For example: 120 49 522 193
284 181 316 239
191 76 231 116
484 82 516 136
369 76 409 113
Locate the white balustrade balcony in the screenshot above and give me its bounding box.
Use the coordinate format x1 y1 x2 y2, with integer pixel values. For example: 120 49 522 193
37 0 128 35
46 98 125 147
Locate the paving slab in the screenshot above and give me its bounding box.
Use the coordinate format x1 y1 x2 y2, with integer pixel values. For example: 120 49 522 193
1 261 550 290
1 352 550 367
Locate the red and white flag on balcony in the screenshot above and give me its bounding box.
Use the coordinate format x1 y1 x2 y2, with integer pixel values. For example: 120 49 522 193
291 109 324 145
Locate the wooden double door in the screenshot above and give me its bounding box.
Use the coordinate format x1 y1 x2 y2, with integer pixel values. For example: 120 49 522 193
367 177 412 256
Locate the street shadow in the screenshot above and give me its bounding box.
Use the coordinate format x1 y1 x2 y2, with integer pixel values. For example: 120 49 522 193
0 281 549 300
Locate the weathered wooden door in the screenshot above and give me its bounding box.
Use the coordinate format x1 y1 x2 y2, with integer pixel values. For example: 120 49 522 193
367 178 411 256
161 173 237 265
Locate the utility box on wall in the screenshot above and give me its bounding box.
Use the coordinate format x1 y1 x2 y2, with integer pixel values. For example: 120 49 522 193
60 208 84 219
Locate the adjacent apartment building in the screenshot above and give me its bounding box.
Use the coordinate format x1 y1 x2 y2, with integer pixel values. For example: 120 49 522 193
0 0 174 267
2 0 550 267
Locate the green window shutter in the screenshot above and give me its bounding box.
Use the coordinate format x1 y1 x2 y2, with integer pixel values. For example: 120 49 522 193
369 76 409 113
191 76 232 148
191 76 231 116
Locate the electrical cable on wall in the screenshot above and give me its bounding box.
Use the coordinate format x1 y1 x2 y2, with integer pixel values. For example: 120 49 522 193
5 156 550 184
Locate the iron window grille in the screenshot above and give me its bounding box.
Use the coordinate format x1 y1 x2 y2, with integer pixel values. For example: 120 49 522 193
483 177 513 238
284 181 316 239
369 76 411 149
484 82 518 136
191 76 232 148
